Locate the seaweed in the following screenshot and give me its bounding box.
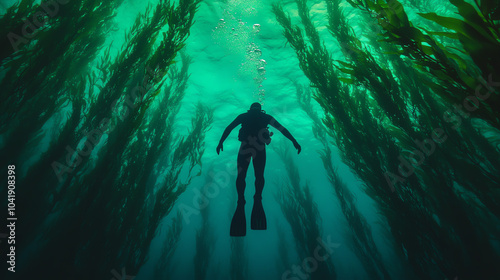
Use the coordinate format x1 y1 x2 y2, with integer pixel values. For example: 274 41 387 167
1 0 209 279
230 237 247 280
194 170 216 280
155 210 184 279
273 0 500 278
0 0 123 131
273 141 337 280
296 82 392 280
0 0 122 169
0 0 37 63
0 0 124 264
275 222 291 274
347 0 500 128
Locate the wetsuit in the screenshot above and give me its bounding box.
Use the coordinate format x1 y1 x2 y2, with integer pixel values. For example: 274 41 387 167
234 110 273 203
218 106 301 235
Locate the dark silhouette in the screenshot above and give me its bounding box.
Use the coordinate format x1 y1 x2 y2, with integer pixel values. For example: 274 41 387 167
217 102 301 236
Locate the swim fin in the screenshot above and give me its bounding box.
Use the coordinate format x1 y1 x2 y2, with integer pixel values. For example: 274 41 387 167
230 202 246 236
251 198 267 230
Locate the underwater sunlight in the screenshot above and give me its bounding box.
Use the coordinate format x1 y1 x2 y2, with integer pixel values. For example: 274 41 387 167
1 0 499 279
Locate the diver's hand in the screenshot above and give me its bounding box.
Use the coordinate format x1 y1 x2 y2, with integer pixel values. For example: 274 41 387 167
216 142 223 155
293 141 301 154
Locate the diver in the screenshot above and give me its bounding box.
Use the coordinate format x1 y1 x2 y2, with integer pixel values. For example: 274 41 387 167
216 102 301 236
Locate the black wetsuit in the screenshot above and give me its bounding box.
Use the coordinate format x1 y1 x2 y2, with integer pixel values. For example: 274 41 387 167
234 110 273 203
219 107 300 235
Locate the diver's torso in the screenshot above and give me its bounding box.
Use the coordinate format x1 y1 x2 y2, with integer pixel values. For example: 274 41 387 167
238 111 272 143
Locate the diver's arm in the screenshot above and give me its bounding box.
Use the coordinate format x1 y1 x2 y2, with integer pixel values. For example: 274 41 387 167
217 115 242 154
219 116 242 144
269 117 301 154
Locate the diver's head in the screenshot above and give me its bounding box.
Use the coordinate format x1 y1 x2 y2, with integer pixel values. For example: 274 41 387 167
250 102 262 111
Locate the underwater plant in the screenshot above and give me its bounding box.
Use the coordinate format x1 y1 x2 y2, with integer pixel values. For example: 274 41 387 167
230 237 247 280
273 0 500 278
344 0 500 241
2 0 499 279
0 0 210 279
0 0 123 166
351 0 500 220
274 142 337 280
155 210 184 279
296 82 392 280
0 1 121 241
194 168 217 280
347 0 500 129
0 0 36 63
275 221 291 274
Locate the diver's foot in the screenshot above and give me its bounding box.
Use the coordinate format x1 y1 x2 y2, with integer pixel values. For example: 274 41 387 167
251 197 267 230
230 202 246 236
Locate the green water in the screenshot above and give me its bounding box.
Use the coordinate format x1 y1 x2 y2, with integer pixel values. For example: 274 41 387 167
1 0 499 279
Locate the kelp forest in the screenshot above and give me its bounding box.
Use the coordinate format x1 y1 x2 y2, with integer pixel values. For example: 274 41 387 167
0 0 499 279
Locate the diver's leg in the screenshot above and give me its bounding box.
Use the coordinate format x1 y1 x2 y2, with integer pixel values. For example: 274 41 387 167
253 147 266 199
231 143 253 236
251 147 267 230
236 143 253 204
